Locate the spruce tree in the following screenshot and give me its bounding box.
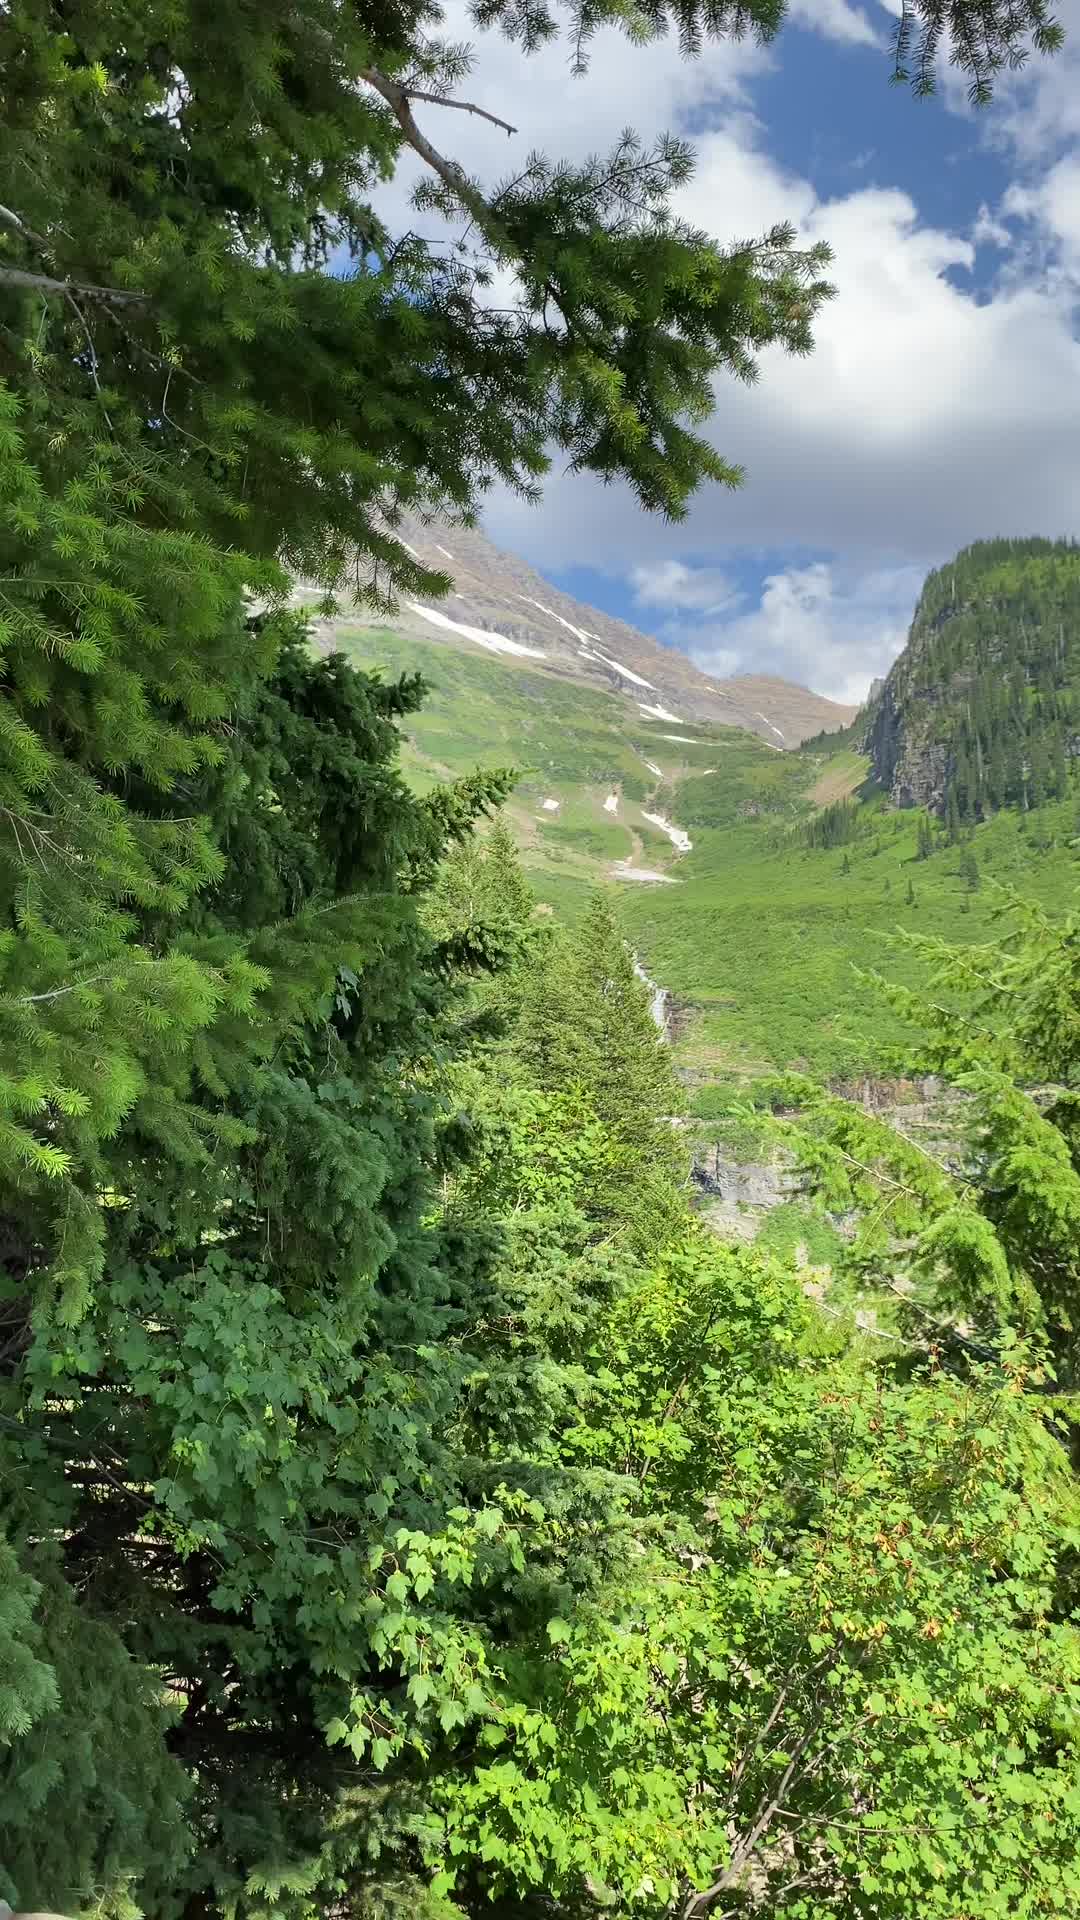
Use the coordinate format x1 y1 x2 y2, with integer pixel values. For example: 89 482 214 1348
516 891 687 1248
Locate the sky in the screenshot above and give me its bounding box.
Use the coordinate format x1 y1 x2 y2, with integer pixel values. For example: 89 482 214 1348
371 0 1080 703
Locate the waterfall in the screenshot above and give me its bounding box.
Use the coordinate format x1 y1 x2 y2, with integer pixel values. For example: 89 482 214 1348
633 956 670 1037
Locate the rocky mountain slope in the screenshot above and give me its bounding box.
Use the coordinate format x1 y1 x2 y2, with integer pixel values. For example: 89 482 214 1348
865 536 1080 815
300 515 856 748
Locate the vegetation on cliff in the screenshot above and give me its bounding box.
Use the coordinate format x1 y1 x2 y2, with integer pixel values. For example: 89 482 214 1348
867 538 1080 819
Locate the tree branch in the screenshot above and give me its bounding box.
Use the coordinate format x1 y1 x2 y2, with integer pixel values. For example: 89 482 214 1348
399 85 516 136
0 203 52 253
0 265 148 306
358 68 504 237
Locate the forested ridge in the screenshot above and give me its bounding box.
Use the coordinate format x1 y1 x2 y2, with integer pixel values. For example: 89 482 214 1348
867 539 1080 819
2 2 1080 1918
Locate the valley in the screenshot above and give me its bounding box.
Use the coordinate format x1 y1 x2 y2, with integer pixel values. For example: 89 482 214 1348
328 533 1080 1090
328 529 1080 1289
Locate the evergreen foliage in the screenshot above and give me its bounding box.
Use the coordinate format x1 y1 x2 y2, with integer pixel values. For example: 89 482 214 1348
775 889 1080 1392
515 890 689 1251
0 3 1076 1916
871 539 1080 822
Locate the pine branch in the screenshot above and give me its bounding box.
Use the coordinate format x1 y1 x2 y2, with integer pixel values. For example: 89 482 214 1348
0 265 148 305
396 85 517 135
358 68 507 238
0 203 52 254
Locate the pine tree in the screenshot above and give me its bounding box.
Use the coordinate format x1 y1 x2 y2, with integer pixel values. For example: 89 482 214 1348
916 812 934 860
841 850 852 874
905 876 917 906
516 892 687 1248
960 847 981 891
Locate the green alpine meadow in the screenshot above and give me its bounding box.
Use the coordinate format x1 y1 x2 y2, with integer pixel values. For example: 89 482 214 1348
2 3 1080 1919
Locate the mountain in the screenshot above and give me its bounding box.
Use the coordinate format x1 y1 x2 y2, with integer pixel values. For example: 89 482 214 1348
866 537 1080 817
299 515 857 749
327 534 1079 1091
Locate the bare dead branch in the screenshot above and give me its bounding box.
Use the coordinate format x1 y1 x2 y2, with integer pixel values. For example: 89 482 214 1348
400 86 516 135
358 68 501 238
0 203 52 254
0 266 148 306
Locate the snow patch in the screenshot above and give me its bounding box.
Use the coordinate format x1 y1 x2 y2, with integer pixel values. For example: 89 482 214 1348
401 540 421 560
435 544 455 563
639 702 681 723
659 734 704 744
643 760 663 778
642 811 693 855
586 647 656 690
603 792 619 814
516 594 589 644
405 602 546 658
612 864 677 884
755 710 787 742
540 797 560 813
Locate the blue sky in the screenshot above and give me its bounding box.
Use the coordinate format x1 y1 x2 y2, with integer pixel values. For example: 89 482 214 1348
376 0 1080 701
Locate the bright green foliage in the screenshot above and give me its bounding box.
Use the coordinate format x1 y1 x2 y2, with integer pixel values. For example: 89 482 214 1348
0 628 524 1915
430 1231 1080 1918
771 889 1080 1379
0 1 1075 1914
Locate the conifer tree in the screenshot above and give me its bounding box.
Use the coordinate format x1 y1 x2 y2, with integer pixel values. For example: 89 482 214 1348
516 892 687 1248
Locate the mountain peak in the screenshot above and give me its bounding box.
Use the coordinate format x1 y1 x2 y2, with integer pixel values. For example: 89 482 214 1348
306 517 858 749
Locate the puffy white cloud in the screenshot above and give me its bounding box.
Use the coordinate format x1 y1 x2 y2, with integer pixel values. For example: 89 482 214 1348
487 133 1080 580
668 559 923 702
786 0 882 45
365 0 1080 698
630 559 742 614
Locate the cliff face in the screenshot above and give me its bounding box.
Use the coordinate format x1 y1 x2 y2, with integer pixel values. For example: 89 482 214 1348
867 677 950 810
866 537 1080 815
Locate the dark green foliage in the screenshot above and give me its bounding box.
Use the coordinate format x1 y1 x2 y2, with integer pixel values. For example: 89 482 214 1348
804 796 861 848
871 538 1080 823
516 891 688 1251
0 1540 190 1916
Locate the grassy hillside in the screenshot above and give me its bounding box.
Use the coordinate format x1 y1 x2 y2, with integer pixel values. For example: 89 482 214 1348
622 786 1080 1084
340 620 1080 1085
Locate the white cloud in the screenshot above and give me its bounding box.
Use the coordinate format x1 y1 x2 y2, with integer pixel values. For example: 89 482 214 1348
982 0 1080 160
787 0 881 46
673 560 922 703
485 118 1080 573
972 202 1013 249
365 0 1080 699
630 559 742 614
